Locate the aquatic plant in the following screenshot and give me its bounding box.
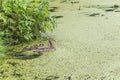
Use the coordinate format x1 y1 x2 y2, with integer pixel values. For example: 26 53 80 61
0 0 55 44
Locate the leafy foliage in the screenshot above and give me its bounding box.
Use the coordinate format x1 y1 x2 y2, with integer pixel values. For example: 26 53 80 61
0 32 5 58
0 0 55 44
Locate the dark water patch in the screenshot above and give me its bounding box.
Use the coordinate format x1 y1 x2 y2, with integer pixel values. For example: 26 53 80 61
60 0 67 3
64 76 72 80
108 4 119 9
89 13 100 16
68 76 72 80
105 8 116 12
49 7 58 12
34 76 38 79
13 52 43 60
105 5 119 12
114 9 120 12
52 15 64 19
45 75 59 80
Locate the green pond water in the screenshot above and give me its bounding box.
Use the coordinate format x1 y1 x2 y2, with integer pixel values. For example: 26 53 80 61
1 0 120 80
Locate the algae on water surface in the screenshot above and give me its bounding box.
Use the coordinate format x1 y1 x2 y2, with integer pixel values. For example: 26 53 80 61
1 0 120 80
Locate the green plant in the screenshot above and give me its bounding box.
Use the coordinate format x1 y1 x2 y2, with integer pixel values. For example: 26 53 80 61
0 0 55 44
0 32 5 58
